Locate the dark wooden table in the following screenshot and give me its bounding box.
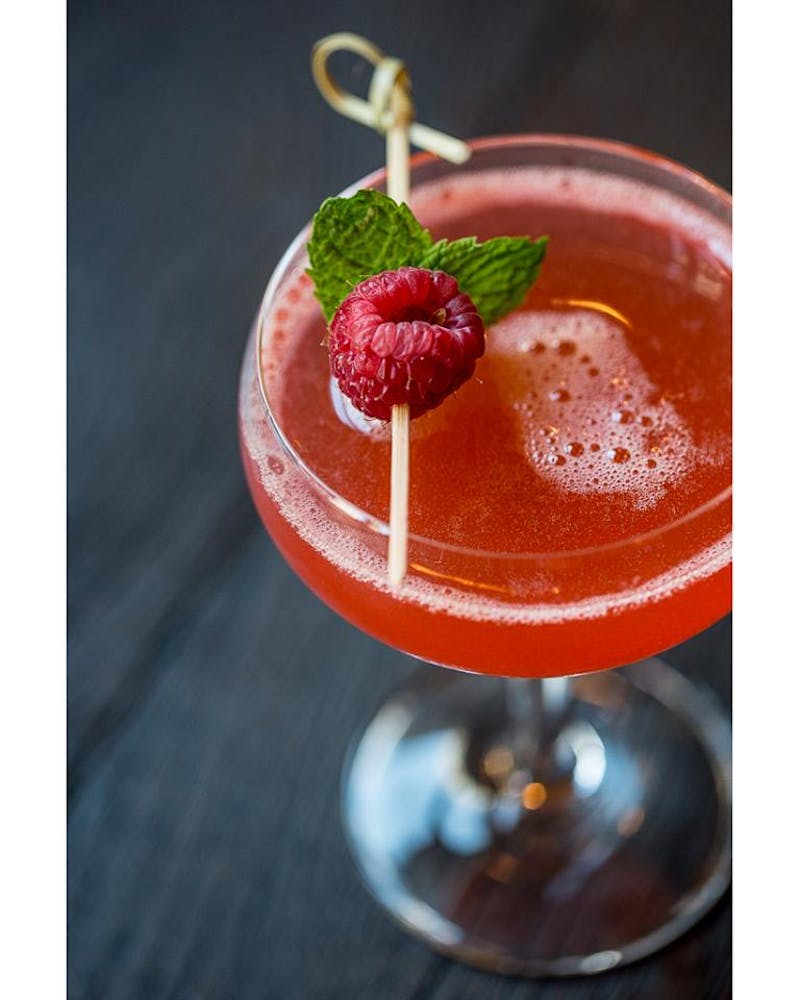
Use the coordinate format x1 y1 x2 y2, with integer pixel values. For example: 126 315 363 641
68 1 731 996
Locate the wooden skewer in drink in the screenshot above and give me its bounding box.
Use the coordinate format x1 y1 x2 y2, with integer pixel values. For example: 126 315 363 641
311 33 470 588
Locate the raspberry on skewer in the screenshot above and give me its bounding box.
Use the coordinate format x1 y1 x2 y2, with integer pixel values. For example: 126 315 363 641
328 267 486 422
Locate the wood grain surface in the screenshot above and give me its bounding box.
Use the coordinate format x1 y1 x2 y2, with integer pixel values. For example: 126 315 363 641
68 1 731 996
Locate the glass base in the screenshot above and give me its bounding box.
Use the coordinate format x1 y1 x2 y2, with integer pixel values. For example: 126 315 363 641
341 658 731 977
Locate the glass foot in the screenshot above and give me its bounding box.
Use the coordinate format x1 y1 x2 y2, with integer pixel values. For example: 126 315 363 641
341 659 731 976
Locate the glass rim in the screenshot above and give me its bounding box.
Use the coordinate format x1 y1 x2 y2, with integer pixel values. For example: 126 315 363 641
253 132 732 562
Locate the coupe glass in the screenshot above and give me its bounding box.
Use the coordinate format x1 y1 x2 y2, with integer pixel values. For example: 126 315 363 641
238 136 731 976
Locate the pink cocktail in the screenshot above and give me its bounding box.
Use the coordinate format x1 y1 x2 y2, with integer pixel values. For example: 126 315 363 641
239 136 731 975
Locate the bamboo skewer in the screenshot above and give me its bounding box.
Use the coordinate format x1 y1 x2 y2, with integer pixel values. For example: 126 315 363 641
381 56 412 588
311 33 470 587
388 403 410 587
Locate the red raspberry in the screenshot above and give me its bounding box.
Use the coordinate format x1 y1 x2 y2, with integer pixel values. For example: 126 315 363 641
328 266 485 421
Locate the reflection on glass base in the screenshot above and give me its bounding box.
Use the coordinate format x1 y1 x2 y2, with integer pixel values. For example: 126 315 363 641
341 658 731 977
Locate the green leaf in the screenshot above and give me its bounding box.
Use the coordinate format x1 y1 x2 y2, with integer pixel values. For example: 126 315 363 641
418 235 549 326
306 188 548 326
306 189 433 322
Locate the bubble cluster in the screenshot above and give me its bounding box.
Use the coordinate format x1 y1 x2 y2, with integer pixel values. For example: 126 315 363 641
489 308 708 509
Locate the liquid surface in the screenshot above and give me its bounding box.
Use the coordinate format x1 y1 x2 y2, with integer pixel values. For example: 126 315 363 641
262 167 731 558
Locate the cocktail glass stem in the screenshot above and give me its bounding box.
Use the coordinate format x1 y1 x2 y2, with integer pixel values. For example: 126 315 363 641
504 676 572 775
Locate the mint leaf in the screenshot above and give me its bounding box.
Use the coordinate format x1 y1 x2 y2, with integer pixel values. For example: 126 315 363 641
418 235 548 326
307 189 433 322
306 188 548 326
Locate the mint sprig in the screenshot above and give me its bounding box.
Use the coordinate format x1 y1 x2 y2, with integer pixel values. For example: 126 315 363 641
306 189 547 325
